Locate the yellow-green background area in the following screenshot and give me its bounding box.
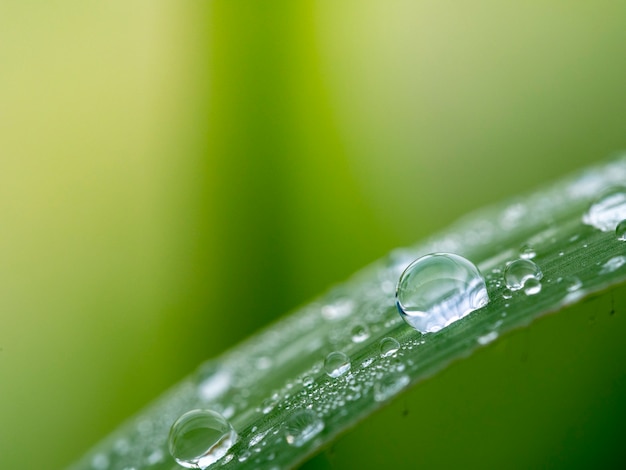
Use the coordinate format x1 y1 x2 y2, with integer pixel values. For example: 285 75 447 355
1 1 625 468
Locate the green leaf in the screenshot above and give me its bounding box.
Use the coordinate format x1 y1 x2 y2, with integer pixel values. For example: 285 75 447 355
70 156 626 470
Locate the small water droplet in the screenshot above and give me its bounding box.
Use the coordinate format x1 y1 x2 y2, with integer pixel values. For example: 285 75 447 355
361 357 375 368
91 454 109 470
380 337 400 357
196 362 232 402
504 259 543 291
523 277 542 296
600 255 626 274
350 323 370 343
168 409 238 469
373 373 410 402
324 351 351 378
145 448 164 465
301 375 314 388
284 410 324 447
616 220 626 241
519 244 536 260
321 298 354 320
249 429 270 447
395 253 489 333
255 356 272 370
477 331 498 345
564 276 582 292
114 438 130 455
261 395 278 414
502 288 512 299
583 187 626 232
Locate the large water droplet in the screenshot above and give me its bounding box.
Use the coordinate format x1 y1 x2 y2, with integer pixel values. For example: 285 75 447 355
583 187 626 232
324 351 351 378
503 259 543 291
168 409 237 469
395 253 489 333
284 410 324 447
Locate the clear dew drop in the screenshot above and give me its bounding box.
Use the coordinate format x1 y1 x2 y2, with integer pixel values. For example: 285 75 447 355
323 351 351 378
195 362 232 402
284 410 324 447
502 288 512 299
237 451 250 463
616 219 626 241
564 276 582 293
91 454 109 470
600 255 626 274
379 337 400 357
260 395 278 414
395 253 489 333
373 372 410 402
350 323 370 343
321 298 354 320
503 259 543 291
477 331 498 345
168 409 237 469
583 187 626 232
519 244 536 260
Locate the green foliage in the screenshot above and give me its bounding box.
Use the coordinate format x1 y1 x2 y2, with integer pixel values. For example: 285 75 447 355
71 158 626 469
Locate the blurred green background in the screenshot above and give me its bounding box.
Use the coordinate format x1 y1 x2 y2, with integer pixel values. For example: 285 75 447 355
1 1 626 468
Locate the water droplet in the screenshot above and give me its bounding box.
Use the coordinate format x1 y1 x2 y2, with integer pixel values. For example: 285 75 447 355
114 438 130 455
261 395 278 414
301 375 314 388
477 331 498 345
600 255 626 274
324 351 351 378
583 187 626 232
145 448 164 465
616 219 626 241
395 253 489 333
373 373 410 402
255 356 272 370
91 454 109 470
196 362 232 402
249 429 270 447
168 409 238 469
502 289 512 299
564 276 582 292
361 357 375 368
503 259 543 291
284 410 324 447
519 244 536 260
321 298 354 320
380 337 400 357
523 277 542 296
350 323 370 343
